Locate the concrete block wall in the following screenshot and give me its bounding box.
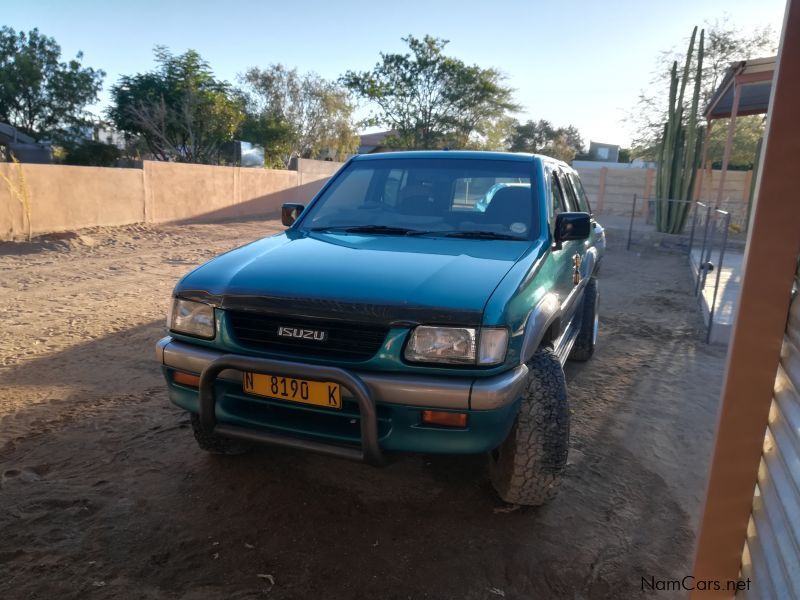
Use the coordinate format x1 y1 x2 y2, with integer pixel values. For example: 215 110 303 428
574 165 752 223
696 169 753 226
574 167 653 216
0 157 753 239
0 159 343 240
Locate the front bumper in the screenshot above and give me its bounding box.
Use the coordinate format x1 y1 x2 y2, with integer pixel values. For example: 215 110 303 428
156 337 527 461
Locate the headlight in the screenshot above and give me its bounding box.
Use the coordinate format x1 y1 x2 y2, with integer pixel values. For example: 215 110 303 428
168 298 215 339
405 326 508 366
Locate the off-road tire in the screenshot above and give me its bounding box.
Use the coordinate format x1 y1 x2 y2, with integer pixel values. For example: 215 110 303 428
568 277 599 362
190 413 252 455
489 347 569 505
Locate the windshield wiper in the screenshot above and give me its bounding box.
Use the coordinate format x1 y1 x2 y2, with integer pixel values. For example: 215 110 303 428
307 225 417 235
343 225 418 235
305 226 524 240
441 231 526 240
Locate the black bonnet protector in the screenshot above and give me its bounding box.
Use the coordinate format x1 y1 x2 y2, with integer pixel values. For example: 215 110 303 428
178 290 484 327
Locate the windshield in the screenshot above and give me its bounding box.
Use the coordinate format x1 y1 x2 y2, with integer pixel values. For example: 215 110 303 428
297 157 539 239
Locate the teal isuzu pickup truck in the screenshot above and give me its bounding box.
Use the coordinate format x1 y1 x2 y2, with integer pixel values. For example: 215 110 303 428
156 151 605 505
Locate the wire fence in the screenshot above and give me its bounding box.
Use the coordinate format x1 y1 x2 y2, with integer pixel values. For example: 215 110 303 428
626 195 733 344
694 204 732 344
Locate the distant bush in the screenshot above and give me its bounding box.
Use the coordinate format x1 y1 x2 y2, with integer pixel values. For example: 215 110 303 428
63 141 121 167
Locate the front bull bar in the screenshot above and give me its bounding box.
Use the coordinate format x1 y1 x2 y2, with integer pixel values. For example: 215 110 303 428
199 354 387 466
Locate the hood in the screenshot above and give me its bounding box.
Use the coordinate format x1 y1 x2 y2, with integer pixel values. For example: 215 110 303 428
176 231 542 326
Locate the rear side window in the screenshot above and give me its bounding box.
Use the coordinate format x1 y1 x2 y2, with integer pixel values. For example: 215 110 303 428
382 168 406 207
452 176 525 209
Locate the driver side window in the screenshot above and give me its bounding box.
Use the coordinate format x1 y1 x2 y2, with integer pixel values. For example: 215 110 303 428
325 168 373 210
550 171 566 215
568 172 592 214
557 170 580 212
549 170 567 236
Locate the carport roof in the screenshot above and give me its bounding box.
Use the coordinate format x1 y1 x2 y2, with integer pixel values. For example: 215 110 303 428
704 56 776 120
0 122 36 145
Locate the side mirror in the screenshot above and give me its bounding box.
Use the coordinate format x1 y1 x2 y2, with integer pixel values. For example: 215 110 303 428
281 203 305 226
553 212 591 249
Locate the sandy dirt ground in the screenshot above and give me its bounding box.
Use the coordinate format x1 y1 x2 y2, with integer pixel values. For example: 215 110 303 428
0 220 728 599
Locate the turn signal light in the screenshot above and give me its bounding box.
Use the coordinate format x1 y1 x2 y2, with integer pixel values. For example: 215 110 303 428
421 410 468 428
173 371 200 388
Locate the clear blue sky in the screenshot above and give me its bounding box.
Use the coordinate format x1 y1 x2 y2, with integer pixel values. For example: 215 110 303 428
3 0 787 146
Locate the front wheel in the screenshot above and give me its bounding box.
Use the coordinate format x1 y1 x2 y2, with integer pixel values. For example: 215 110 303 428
489 347 570 506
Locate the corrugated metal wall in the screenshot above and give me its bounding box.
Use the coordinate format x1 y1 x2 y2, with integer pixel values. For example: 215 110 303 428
739 262 800 598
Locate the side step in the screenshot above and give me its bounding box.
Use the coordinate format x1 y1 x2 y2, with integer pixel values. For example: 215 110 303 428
552 318 581 366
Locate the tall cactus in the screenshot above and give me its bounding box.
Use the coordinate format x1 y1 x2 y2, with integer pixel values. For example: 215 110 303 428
655 27 705 234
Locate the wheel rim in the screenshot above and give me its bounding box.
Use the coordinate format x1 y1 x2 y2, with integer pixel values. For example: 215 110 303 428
592 297 599 345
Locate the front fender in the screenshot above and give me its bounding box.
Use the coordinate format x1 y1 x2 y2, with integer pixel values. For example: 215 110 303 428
582 246 598 278
519 292 560 364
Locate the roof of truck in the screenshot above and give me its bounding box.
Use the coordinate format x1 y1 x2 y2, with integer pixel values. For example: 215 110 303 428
351 150 568 166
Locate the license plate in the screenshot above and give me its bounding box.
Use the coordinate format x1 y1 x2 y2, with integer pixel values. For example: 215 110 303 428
243 372 341 409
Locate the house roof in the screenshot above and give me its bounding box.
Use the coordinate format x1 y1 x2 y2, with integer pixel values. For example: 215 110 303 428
704 56 776 120
357 130 396 153
0 122 35 145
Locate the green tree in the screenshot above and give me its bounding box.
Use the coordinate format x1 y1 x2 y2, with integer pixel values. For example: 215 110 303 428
108 47 243 163
236 112 294 169
508 119 556 153
0 26 104 139
238 65 358 167
468 115 517 151
631 17 776 162
705 114 765 169
507 119 585 162
341 35 519 149
546 133 580 163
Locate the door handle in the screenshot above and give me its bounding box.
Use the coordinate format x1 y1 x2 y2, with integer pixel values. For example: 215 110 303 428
572 253 582 285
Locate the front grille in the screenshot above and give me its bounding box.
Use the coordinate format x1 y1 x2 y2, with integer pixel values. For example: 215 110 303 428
227 311 390 361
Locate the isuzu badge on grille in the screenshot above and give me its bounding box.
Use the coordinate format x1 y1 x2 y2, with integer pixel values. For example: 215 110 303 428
277 326 328 341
